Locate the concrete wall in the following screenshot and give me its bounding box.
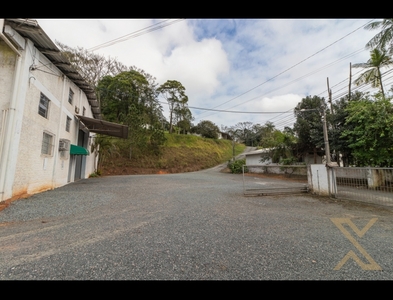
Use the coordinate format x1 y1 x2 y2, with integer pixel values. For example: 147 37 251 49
248 165 307 176
307 164 330 196
333 167 393 189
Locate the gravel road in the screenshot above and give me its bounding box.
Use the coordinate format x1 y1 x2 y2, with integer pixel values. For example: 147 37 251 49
1 158 393 280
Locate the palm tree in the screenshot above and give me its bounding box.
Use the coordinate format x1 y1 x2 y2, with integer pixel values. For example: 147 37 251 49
365 19 393 54
352 48 393 98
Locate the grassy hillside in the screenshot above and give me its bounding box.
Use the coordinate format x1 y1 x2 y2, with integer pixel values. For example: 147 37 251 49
99 133 246 176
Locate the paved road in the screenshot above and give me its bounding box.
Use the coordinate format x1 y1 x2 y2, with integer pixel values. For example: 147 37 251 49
1 159 393 280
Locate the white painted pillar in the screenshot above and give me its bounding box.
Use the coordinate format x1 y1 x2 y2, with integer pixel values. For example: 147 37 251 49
0 39 34 201
307 164 330 196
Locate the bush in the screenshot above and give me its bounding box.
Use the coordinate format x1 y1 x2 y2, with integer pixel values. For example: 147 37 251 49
89 170 101 177
227 158 247 174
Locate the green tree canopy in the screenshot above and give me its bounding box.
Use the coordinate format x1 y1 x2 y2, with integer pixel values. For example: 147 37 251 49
365 19 393 54
97 70 166 158
352 48 393 98
329 91 367 166
259 129 298 164
191 120 220 139
293 95 327 161
157 80 190 134
341 95 393 167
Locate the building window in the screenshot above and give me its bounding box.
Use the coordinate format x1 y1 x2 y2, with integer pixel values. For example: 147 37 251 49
68 89 74 104
66 116 71 132
41 132 54 156
83 106 86 116
38 93 50 118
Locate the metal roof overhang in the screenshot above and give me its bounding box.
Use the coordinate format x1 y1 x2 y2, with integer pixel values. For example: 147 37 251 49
76 115 129 139
3 19 102 119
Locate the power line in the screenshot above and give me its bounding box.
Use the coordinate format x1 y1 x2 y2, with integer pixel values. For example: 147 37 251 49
223 48 366 112
87 19 186 52
195 19 375 121
157 101 292 114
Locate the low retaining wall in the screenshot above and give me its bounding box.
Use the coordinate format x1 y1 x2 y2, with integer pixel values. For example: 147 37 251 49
247 165 307 176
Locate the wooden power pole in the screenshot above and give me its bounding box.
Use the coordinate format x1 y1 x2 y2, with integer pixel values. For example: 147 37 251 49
327 77 333 114
348 63 352 101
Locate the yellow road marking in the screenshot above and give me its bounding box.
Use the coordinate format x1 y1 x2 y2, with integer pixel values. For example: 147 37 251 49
331 218 381 270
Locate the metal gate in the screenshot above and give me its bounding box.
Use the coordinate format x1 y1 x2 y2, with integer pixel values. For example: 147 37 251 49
242 165 309 196
331 167 393 207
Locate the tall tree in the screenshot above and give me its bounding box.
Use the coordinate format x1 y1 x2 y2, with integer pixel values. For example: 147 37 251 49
157 80 189 134
56 41 130 87
190 120 220 139
57 42 162 115
341 94 393 167
97 70 166 158
352 48 393 98
97 70 152 123
329 91 367 166
365 19 393 54
293 95 327 163
259 121 277 148
230 121 254 145
259 129 298 164
175 107 194 134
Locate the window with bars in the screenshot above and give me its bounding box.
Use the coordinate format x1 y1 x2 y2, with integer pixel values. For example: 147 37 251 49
38 93 50 118
41 132 54 156
68 88 74 104
66 116 71 132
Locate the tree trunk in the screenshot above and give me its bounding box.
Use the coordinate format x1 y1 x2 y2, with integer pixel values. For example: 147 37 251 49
378 67 385 98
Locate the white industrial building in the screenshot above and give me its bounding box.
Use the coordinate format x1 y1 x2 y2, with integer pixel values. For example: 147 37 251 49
0 19 128 203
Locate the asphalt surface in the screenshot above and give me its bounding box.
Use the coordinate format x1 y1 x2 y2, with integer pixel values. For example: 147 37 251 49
1 154 393 280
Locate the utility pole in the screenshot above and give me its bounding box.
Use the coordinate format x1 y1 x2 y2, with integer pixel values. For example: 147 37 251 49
300 108 331 164
327 77 335 164
327 77 333 114
349 63 352 101
322 109 331 165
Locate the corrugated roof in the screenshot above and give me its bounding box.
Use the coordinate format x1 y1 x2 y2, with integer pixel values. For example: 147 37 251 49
3 18 101 119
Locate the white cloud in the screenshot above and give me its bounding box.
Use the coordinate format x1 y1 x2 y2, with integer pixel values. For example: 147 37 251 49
160 38 230 98
36 18 382 130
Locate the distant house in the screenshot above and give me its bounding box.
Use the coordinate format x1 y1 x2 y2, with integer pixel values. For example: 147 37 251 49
0 19 128 203
218 131 231 140
244 148 323 166
244 149 273 166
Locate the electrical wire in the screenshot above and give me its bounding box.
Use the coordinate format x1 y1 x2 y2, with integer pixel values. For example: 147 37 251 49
157 100 292 114
87 19 185 52
265 67 393 130
196 46 372 122
195 19 375 121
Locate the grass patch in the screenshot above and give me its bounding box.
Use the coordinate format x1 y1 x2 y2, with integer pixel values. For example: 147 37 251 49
100 133 246 175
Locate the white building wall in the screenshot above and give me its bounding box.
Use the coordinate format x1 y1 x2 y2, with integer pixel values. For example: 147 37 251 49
0 40 16 161
1 30 97 202
0 37 35 201
0 40 15 114
246 153 272 166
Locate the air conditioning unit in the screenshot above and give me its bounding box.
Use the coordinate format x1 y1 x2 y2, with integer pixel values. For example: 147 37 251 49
59 139 69 151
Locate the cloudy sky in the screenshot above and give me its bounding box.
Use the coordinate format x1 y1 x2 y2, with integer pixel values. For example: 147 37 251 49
36 18 383 130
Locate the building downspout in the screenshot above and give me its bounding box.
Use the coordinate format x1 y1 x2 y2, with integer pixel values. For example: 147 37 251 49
52 75 67 189
0 19 23 202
